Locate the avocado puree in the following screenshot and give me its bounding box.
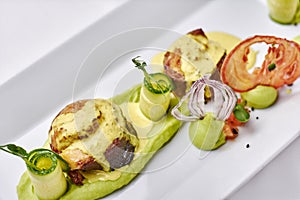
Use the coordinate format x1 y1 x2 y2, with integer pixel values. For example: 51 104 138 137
17 84 182 200
189 113 226 151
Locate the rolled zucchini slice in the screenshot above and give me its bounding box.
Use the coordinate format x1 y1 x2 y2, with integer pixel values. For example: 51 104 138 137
26 149 68 200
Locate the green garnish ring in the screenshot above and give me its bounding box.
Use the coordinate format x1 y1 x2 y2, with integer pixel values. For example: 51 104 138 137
26 149 58 175
132 56 173 94
233 103 250 122
144 73 173 94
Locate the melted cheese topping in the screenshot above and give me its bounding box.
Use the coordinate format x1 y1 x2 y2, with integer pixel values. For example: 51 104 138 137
169 34 225 82
151 32 226 82
49 99 139 172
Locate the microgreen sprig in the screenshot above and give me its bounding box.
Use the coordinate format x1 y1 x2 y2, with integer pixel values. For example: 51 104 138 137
132 56 171 93
0 144 28 159
132 56 151 81
233 103 250 122
0 144 41 170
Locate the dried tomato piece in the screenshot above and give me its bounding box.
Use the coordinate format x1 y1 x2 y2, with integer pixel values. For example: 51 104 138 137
221 35 300 92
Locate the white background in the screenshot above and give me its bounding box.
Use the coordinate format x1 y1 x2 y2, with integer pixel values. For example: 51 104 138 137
0 0 299 199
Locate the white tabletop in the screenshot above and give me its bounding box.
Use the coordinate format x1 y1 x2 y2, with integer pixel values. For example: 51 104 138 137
1 0 299 199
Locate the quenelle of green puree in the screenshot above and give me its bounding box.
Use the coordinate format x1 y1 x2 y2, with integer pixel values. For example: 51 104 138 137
189 113 226 151
17 84 182 200
241 85 278 109
267 0 300 24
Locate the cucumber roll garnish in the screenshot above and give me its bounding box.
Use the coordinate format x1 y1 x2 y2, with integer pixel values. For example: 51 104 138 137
132 56 173 94
0 144 69 200
132 56 174 121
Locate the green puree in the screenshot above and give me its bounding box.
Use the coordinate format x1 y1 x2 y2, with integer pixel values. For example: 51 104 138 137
189 113 226 151
17 84 182 200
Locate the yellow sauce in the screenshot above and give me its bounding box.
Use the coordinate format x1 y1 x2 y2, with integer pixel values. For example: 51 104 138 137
206 31 257 69
151 52 163 65
120 102 168 140
81 170 122 183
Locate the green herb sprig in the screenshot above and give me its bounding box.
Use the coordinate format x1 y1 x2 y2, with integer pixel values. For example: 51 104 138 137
233 103 250 122
0 144 41 170
0 144 70 172
132 56 172 93
132 56 152 83
0 144 28 159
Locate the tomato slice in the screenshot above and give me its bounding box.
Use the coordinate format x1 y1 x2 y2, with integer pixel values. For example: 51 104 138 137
221 35 300 92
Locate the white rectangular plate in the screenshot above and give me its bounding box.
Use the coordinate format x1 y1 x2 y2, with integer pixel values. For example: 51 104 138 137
1 0 300 199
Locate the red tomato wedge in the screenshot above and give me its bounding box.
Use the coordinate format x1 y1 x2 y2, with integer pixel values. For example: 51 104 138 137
221 35 300 92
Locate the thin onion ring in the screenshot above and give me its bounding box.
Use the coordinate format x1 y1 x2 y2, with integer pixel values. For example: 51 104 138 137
171 76 237 121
